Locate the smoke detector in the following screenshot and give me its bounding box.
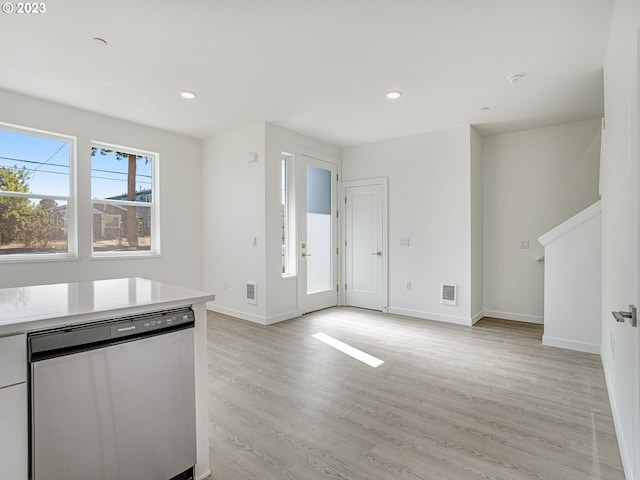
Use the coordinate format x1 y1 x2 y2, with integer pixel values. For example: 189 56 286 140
507 73 526 84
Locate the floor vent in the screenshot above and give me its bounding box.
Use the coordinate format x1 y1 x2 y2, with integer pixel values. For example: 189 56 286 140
441 283 457 305
246 281 257 305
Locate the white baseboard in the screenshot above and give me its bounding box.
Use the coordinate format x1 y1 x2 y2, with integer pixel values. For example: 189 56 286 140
206 303 267 325
542 335 601 354
206 303 298 326
471 310 485 325
265 310 299 325
387 307 472 326
602 355 635 480
197 469 212 480
483 309 544 324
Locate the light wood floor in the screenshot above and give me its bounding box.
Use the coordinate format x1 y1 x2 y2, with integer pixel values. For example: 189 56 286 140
206 307 624 480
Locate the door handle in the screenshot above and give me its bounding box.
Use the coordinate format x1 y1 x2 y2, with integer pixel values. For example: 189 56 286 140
612 305 637 327
370 251 382 256
302 253 312 257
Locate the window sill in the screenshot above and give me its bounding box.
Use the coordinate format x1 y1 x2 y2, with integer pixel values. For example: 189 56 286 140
0 254 80 264
91 252 162 260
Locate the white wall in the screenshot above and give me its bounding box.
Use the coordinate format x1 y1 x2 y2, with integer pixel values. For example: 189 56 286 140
470 127 484 323
203 122 339 324
600 0 640 477
0 89 204 291
483 119 602 323
540 203 602 353
342 126 473 325
202 122 267 322
264 123 340 323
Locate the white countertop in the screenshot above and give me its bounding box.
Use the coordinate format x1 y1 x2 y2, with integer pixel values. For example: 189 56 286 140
0 277 214 336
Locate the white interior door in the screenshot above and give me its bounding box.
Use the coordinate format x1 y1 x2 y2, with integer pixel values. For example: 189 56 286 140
343 178 387 311
298 154 338 314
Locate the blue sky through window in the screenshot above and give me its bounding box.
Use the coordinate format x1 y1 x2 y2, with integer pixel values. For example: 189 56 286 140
0 129 70 197
0 128 153 200
91 149 153 200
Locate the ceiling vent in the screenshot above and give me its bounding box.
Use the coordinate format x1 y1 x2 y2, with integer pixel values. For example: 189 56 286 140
441 283 457 306
246 281 257 305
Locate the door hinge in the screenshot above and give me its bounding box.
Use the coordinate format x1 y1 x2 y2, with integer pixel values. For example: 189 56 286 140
336 210 339 218
336 174 339 181
337 284 339 292
344 197 347 204
345 283 347 290
336 247 339 255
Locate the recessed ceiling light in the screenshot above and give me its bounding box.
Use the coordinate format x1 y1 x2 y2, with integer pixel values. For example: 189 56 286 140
386 91 402 100
93 37 107 46
507 73 526 84
180 91 197 100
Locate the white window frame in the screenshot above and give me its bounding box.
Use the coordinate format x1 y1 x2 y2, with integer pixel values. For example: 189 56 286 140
281 152 296 277
0 122 77 263
90 141 160 258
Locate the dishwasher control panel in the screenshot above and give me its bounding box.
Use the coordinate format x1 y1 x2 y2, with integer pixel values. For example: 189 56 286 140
29 308 195 361
110 310 195 338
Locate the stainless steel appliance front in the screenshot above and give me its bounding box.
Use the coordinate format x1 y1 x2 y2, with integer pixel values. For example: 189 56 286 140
29 310 196 480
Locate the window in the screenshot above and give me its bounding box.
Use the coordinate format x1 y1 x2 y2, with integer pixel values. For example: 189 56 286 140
281 153 296 276
91 142 159 256
0 123 75 259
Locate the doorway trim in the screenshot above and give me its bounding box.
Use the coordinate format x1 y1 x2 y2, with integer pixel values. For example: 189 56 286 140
340 177 388 312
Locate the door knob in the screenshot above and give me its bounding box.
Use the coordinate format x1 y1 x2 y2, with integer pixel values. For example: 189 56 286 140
612 304 637 327
370 251 382 256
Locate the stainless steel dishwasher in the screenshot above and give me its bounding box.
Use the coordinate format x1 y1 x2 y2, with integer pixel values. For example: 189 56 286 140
28 308 197 480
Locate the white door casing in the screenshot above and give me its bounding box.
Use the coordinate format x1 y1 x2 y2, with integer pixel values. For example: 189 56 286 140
633 24 640 479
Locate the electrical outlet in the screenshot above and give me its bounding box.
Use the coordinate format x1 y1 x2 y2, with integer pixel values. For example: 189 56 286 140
224 281 229 290
520 240 530 249
405 281 411 291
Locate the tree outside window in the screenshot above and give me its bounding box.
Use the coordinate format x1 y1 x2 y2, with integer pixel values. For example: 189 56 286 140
91 143 158 255
0 125 74 257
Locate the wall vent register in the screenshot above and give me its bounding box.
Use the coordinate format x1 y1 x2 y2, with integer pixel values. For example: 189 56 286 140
441 283 457 305
246 281 257 304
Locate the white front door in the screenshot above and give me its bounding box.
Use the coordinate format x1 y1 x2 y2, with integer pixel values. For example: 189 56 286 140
298 154 338 314
343 178 387 311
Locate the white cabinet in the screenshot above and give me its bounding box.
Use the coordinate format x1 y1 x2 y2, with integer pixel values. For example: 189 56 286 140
0 333 26 386
0 334 27 480
0 383 28 479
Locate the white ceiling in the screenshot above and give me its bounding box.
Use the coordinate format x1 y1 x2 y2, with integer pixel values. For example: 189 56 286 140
0 0 614 147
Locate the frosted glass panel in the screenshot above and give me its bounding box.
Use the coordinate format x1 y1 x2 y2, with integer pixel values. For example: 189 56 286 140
307 165 331 294
307 213 331 293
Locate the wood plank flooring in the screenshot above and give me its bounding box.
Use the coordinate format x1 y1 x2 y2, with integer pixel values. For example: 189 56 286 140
206 307 624 480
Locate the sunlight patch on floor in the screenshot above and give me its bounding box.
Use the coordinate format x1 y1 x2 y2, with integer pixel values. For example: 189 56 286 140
312 332 385 368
